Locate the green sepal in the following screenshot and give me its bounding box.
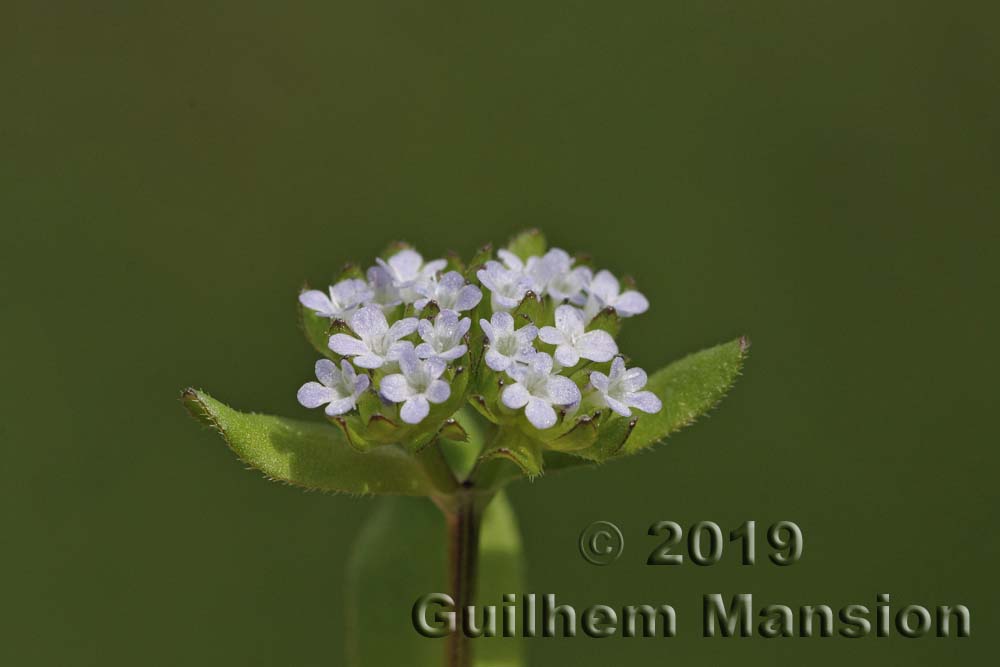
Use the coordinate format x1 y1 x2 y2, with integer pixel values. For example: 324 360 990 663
464 243 494 280
588 306 622 338
444 250 465 273
439 418 468 442
545 412 602 452
511 290 545 326
506 228 546 261
336 262 365 282
573 413 637 461
181 388 450 496
380 240 411 260
479 427 545 478
330 414 377 453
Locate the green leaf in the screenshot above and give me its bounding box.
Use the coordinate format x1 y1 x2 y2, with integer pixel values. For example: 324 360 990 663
181 388 454 496
623 336 749 455
506 228 546 261
346 493 525 667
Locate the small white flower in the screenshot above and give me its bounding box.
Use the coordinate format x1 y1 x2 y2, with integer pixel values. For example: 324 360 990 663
366 265 403 311
538 305 618 367
546 264 591 304
413 271 482 313
589 357 662 417
479 311 538 372
298 279 372 320
502 352 582 429
376 248 447 303
328 305 418 369
584 270 649 319
379 345 451 424
297 359 370 416
415 310 471 361
477 260 534 311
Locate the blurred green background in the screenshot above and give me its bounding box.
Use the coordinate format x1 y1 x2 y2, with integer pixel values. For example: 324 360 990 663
3 1 997 665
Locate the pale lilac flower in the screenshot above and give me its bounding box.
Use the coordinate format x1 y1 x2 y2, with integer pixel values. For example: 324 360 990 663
546 264 591 304
584 269 649 319
479 311 538 372
477 260 534 311
379 346 451 424
589 357 662 417
297 359 370 416
298 279 372 320
328 305 417 369
366 265 403 310
502 352 581 429
376 248 447 303
415 310 470 361
413 271 482 313
538 305 618 367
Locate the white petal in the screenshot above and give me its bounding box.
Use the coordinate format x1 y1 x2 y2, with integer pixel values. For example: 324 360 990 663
605 395 632 417
439 271 466 290
525 398 558 429
515 324 539 346
417 319 434 342
609 356 626 378
614 290 649 316
546 375 582 405
353 373 370 395
529 352 554 375
324 396 356 416
490 311 515 333
396 346 421 378
353 354 386 369
485 349 511 372
621 367 648 392
400 396 430 424
297 382 335 408
425 357 448 379
388 317 419 340
421 258 447 278
479 318 494 342
553 345 580 368
387 249 424 281
329 334 369 357
627 390 662 414
299 290 333 315
554 305 585 336
502 383 531 409
455 316 472 338
436 344 467 361
497 248 524 271
414 342 435 359
588 270 620 302
350 305 388 338
454 285 482 311
315 358 339 386
538 326 566 346
379 374 412 402
425 379 451 404
589 371 610 393
575 330 618 362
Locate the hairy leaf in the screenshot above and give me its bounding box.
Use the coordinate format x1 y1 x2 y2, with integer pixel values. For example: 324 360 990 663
623 336 749 454
182 388 453 496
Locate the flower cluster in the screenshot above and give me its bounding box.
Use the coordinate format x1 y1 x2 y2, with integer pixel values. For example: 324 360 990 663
297 237 661 436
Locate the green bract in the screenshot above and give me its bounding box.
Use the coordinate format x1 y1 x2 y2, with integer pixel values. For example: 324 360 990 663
183 229 748 492
181 229 748 667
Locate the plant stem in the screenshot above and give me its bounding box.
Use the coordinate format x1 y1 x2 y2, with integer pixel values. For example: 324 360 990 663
445 486 481 667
